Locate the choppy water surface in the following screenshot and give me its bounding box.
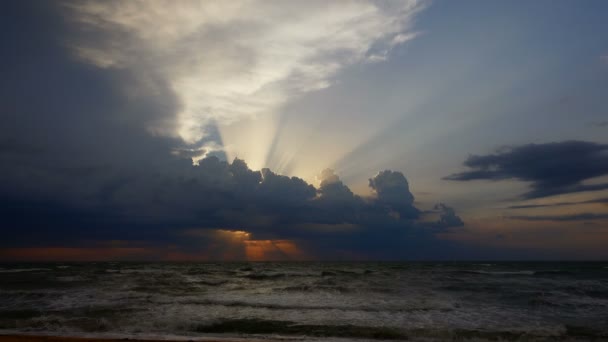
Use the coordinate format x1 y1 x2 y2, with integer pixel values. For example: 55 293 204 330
1 262 607 341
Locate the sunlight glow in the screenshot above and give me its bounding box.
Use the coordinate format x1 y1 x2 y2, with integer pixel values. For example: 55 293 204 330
67 0 426 182
244 239 304 261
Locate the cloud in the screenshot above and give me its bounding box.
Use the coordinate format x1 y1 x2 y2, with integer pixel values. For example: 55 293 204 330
369 170 419 219
258 167 317 205
445 141 608 199
1 153 464 259
64 0 427 144
433 203 465 228
508 213 608 222
591 121 608 127
507 197 608 209
317 168 341 187
417 203 464 231
317 168 358 204
0 2 471 261
0 139 45 156
171 147 207 159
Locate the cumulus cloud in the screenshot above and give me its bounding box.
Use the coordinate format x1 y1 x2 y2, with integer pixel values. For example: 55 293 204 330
1 152 464 258
317 168 341 187
417 203 464 231
258 167 316 204
316 168 358 204
445 141 608 199
369 170 419 219
63 0 427 144
0 1 470 260
433 203 465 228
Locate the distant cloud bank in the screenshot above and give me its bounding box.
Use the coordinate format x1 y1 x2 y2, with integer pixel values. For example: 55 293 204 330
445 141 608 199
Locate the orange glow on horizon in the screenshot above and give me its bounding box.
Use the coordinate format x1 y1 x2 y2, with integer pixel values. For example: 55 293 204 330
0 230 308 262
244 239 305 261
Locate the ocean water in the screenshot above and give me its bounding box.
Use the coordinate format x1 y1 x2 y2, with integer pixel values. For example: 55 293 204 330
0 262 607 341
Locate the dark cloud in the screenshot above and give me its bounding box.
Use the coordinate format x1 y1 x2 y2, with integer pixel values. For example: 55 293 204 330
0 153 465 258
258 168 316 205
445 141 608 199
417 203 465 231
369 170 419 219
509 213 608 222
0 2 468 260
433 203 465 228
171 148 207 159
317 169 359 205
507 197 608 209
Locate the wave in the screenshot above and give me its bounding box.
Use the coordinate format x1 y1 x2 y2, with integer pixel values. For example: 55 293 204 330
0 268 51 273
55 276 87 282
2 262 607 340
464 269 574 276
243 272 312 280
1 324 605 341
190 319 607 340
535 269 572 275
244 273 287 280
278 284 352 293
192 318 406 339
463 270 536 275
165 298 445 313
104 268 168 274
241 270 364 280
187 279 227 286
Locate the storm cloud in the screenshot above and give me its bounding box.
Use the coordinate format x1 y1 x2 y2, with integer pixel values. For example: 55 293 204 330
0 1 464 260
445 141 608 199
1 153 465 258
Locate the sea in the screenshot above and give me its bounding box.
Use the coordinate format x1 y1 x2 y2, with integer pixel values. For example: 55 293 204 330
0 262 607 341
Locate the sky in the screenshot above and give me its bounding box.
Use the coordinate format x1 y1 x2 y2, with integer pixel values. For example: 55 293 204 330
1 0 607 261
